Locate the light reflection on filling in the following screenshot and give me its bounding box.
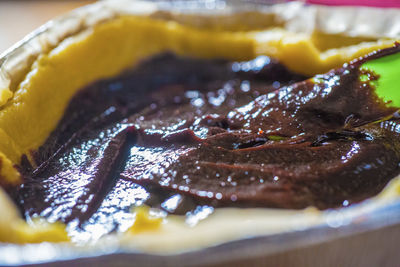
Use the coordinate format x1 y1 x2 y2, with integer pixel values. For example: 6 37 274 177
15 50 400 243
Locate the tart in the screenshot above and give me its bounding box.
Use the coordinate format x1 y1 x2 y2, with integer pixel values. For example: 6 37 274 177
1 0 400 265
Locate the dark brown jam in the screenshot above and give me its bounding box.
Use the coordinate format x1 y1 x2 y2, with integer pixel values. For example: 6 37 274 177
15 47 400 241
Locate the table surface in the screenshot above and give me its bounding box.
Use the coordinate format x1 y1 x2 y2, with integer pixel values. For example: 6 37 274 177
0 0 95 54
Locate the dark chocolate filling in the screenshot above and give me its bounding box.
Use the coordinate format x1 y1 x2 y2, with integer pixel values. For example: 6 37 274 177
14 47 400 241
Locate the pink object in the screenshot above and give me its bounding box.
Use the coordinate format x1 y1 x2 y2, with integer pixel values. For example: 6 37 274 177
306 0 400 8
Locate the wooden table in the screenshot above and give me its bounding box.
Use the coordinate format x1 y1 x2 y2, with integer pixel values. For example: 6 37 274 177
0 0 95 54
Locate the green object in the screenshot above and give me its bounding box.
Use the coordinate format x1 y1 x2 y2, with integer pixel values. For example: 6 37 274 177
360 52 400 108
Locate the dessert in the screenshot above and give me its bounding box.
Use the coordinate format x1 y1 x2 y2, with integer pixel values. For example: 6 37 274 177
0 0 400 263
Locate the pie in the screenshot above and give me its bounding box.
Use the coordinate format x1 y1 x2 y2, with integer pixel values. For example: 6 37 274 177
0 0 399 259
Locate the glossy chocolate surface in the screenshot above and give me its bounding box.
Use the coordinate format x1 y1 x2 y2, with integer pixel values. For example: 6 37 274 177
15 49 400 241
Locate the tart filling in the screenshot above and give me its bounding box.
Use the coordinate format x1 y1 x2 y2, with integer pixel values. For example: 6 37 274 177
15 44 400 243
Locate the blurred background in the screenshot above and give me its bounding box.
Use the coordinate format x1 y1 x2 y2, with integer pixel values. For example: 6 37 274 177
0 1 94 53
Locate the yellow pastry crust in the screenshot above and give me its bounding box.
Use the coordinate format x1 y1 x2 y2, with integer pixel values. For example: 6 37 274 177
0 187 68 243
